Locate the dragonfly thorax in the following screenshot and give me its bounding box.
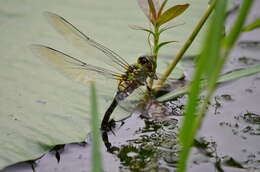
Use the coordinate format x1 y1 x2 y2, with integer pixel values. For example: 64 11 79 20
126 56 153 83
137 55 157 79
116 56 156 101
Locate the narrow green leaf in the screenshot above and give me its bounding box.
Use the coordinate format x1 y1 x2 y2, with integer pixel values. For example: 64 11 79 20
242 18 260 32
137 0 152 21
156 85 188 102
156 40 178 52
128 25 155 36
156 4 190 26
137 0 159 23
208 0 215 5
158 22 185 34
203 1 226 78
158 0 168 17
217 64 260 83
148 0 157 22
152 0 160 14
224 0 254 50
90 82 103 172
157 64 260 102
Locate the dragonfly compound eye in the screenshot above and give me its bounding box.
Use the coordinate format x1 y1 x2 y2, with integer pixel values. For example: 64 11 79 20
128 65 135 71
138 56 149 65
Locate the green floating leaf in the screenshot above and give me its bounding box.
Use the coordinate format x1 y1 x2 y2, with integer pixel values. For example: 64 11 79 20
157 64 260 102
156 4 190 26
242 18 260 32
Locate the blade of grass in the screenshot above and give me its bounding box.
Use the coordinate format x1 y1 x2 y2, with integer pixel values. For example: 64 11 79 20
157 64 260 102
242 18 260 32
177 0 227 171
217 65 260 83
177 0 254 172
224 0 254 51
90 82 102 172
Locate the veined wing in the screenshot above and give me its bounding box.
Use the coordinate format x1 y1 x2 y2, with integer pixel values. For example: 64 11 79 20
30 44 122 84
43 12 129 73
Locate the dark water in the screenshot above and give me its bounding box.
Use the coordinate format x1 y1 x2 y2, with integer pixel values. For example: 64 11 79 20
2 1 260 172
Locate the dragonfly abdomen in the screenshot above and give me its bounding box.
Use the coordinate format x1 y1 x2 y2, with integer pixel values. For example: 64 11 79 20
116 80 141 101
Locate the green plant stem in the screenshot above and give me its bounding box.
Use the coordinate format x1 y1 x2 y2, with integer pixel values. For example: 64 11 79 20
153 25 160 57
152 24 160 70
157 0 217 86
149 24 160 88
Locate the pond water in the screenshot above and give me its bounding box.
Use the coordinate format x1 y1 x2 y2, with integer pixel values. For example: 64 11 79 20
1 0 260 172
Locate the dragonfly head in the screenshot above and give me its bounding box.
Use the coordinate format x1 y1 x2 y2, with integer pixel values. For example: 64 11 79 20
137 56 157 79
137 55 149 63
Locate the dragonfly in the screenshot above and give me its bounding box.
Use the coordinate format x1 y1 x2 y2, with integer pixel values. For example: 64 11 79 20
31 12 157 131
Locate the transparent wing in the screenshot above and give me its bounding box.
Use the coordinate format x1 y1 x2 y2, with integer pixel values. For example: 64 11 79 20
115 85 147 113
30 44 122 84
44 11 130 73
